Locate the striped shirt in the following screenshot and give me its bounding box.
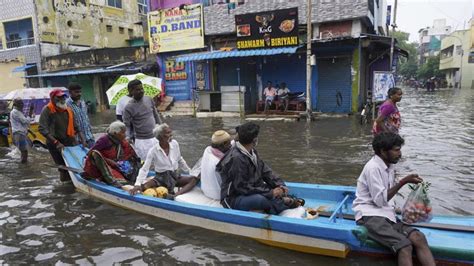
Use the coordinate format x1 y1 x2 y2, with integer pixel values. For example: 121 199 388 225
66 98 94 143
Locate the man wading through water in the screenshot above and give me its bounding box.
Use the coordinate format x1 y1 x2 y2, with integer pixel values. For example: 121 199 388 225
39 89 87 181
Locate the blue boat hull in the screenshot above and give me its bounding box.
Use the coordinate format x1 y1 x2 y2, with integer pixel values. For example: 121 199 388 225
62 146 474 264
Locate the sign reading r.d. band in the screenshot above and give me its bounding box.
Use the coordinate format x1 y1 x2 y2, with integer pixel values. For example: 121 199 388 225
235 8 299 50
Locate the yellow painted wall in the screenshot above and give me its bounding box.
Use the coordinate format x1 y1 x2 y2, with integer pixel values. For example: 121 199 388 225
35 0 144 49
0 61 25 94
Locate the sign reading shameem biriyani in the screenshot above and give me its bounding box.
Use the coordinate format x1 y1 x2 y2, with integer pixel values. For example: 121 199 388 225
148 3 204 53
235 8 299 50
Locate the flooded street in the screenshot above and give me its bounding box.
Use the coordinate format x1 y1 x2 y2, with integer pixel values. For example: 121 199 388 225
0 87 472 264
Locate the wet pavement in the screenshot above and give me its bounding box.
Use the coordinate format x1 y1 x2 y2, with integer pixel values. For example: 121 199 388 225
0 87 472 264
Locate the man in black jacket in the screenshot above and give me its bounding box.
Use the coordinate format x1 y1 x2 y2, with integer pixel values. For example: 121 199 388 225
217 122 302 214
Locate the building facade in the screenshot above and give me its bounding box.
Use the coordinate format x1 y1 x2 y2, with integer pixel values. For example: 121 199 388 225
418 19 452 65
439 19 474 89
150 0 397 114
0 0 147 106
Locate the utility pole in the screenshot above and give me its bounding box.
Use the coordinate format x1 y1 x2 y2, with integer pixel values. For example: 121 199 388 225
306 0 313 120
389 0 398 70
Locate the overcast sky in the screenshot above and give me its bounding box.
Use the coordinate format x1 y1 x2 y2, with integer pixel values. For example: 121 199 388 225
387 0 473 42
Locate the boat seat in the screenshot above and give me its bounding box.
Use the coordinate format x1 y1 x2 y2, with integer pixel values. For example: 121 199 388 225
175 187 306 218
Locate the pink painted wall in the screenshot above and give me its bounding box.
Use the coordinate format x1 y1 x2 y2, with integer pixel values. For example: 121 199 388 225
150 0 201 11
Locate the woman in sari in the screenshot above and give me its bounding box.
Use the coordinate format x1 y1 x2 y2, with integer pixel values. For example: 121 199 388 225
83 121 140 187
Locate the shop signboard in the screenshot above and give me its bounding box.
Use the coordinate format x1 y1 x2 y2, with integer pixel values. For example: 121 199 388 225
148 3 205 53
373 71 395 102
235 7 298 50
162 57 192 100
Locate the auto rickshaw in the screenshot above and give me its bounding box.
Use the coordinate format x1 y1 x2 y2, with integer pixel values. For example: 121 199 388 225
0 87 68 148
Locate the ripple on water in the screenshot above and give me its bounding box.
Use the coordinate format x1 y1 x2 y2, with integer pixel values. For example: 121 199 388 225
0 199 29 208
35 252 58 262
0 245 20 256
17 225 57 236
166 244 269 265
90 247 142 264
20 240 43 246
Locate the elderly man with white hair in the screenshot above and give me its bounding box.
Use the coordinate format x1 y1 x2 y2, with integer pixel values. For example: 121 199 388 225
83 121 141 187
129 123 197 198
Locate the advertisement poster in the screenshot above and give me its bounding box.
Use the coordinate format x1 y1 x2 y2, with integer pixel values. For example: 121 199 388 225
148 4 204 53
373 71 395 102
162 57 192 100
235 8 298 50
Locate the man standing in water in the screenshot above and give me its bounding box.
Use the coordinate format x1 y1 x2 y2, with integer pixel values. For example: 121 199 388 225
66 83 95 147
373 87 403 135
39 89 87 181
353 132 435 266
123 80 162 160
10 98 33 163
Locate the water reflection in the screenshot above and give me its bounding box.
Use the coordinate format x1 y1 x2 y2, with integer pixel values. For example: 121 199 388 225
0 87 472 264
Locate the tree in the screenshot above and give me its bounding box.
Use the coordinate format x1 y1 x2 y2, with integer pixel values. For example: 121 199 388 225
416 55 442 80
393 31 418 78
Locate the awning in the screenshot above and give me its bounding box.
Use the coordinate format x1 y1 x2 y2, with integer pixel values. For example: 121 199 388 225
175 46 300 62
12 64 35 73
25 64 153 78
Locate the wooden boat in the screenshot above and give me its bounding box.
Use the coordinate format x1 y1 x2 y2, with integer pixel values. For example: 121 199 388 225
62 146 474 264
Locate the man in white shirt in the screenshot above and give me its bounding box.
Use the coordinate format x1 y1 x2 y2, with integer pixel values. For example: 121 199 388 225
352 132 435 266
129 123 197 198
10 98 33 163
277 82 291 112
115 92 132 122
199 130 232 200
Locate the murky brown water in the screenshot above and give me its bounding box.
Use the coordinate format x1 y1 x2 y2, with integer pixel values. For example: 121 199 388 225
1 87 472 264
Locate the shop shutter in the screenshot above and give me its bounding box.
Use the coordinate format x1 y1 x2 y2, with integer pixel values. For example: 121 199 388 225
262 54 306 93
316 57 352 113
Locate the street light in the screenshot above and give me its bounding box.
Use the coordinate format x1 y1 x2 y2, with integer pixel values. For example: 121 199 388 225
443 35 464 88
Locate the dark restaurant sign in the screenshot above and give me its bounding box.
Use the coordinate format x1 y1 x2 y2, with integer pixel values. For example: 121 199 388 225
235 8 299 50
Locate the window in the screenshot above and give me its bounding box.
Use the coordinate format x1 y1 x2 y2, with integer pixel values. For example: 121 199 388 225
119 27 124 34
106 25 113 32
456 45 463 56
107 0 122 8
4 18 35 49
138 0 148 14
128 28 133 36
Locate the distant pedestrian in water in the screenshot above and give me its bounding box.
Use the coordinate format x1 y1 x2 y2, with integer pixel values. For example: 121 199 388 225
66 83 95 148
373 87 402 135
10 98 33 163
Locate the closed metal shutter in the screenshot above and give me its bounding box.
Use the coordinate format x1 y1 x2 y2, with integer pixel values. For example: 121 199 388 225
317 57 352 113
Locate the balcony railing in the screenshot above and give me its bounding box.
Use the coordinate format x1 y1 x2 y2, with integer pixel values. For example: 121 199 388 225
6 38 35 49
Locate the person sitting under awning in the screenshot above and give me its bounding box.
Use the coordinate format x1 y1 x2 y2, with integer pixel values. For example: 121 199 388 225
83 121 141 187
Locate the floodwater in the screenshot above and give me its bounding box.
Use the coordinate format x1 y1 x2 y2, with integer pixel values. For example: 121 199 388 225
0 87 472 264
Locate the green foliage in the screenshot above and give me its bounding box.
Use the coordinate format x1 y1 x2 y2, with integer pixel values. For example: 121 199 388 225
394 31 418 78
416 55 442 80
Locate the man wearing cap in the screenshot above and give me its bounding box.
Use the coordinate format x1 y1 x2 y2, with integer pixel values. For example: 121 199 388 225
10 98 33 163
199 130 232 200
66 83 95 147
39 89 87 181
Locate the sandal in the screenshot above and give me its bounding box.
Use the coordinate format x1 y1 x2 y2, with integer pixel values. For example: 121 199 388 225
284 196 305 208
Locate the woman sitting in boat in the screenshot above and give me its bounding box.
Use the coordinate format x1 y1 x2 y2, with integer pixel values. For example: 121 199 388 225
217 122 304 214
83 121 140 187
129 123 198 198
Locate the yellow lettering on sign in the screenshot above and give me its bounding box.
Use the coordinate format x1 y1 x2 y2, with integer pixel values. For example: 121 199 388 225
271 36 298 47
237 39 265 49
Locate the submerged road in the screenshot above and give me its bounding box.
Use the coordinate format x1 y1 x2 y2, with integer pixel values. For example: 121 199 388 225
0 87 472 264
